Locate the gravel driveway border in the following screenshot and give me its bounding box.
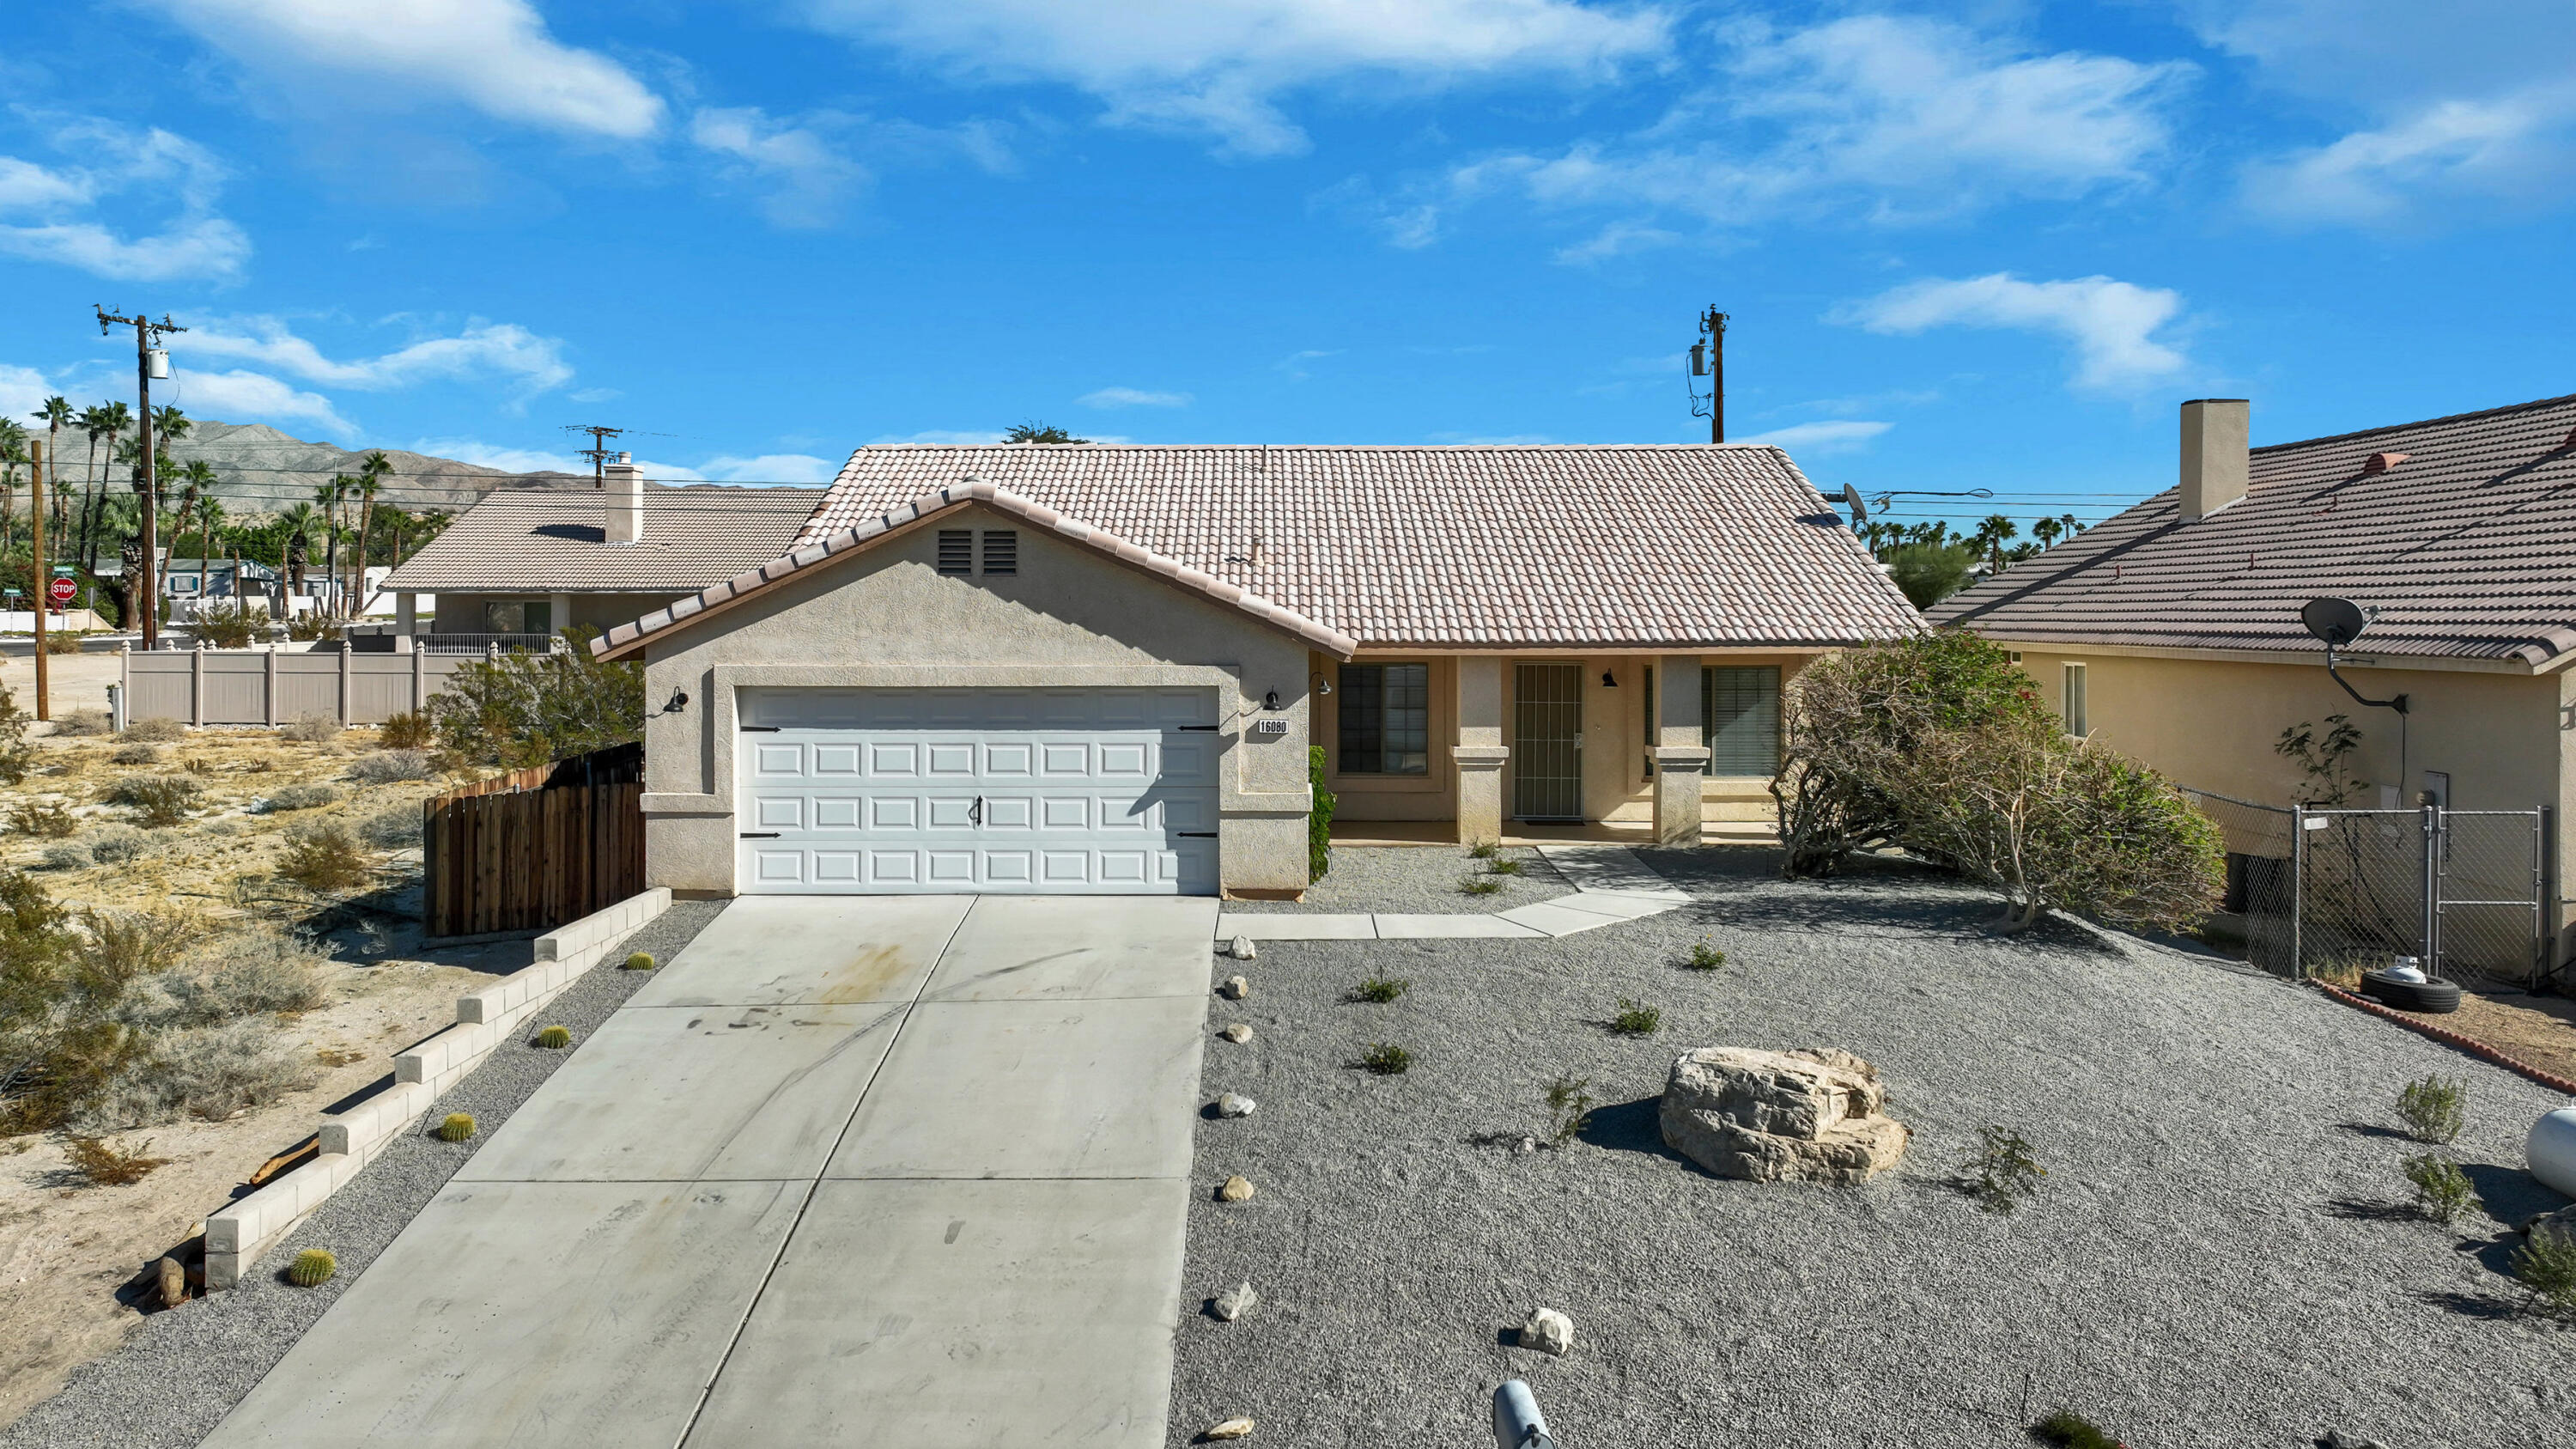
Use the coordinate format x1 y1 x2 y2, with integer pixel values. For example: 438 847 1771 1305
1226 844 1573 914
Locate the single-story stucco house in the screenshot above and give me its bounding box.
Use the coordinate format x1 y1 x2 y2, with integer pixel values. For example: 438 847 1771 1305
1934 391 2576 967
590 442 1922 899
376 458 823 645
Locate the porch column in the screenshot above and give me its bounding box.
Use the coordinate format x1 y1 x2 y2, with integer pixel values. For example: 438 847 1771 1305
1455 655 1508 845
396 592 417 633
1652 655 1709 846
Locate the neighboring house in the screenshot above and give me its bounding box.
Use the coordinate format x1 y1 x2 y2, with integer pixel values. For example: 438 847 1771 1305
1933 393 2576 960
591 443 1920 900
378 458 823 644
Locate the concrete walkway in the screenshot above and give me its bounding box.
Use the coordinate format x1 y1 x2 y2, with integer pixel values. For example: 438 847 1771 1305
203 895 1218 1449
1217 844 1690 942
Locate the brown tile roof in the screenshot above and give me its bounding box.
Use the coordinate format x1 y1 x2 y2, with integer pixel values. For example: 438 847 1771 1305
380 485 824 594
781 443 1921 648
1932 393 2576 667
592 479 1358 661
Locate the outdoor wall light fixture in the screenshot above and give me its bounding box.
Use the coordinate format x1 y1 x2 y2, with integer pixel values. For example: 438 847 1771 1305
659 690 690 715
1309 673 1333 697
1262 690 1281 710
1601 670 1618 687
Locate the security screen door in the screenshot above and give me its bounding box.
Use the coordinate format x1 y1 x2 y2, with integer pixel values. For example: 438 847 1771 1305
1512 663 1583 822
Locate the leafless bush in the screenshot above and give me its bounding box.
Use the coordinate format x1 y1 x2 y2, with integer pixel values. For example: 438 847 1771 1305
255 782 340 813
39 841 88 871
110 742 161 766
80 910 192 983
62 1135 169 1186
349 750 432 785
82 824 155 865
118 927 330 1030
53 708 112 737
70 1022 316 1130
122 717 186 743
276 821 373 894
359 803 424 849
280 714 343 745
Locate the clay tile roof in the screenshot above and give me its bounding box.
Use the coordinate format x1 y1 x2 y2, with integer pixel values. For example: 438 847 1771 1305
381 485 824 594
1931 393 2576 667
777 443 1921 649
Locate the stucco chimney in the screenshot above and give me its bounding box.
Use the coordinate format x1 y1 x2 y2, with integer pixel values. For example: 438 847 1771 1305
603 452 642 545
2178 399 2250 522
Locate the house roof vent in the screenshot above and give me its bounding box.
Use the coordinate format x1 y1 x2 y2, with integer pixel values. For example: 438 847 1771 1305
2362 451 2410 474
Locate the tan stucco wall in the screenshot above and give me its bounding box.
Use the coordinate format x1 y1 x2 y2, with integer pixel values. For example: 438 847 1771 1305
631 504 1315 897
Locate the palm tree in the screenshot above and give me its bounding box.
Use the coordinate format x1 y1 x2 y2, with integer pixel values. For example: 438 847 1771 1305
351 451 390 616
0 419 26 554
2032 517 2063 550
316 474 354 616
280 502 323 598
2058 513 2083 538
1971 514 2018 575
165 459 218 581
30 396 71 545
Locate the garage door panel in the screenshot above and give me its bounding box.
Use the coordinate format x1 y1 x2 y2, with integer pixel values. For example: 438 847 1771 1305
982 795 1035 829
1040 796 1090 830
751 742 805 776
869 742 920 777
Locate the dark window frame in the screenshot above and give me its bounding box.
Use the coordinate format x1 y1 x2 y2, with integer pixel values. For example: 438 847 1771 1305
1337 661 1431 776
1702 665 1782 776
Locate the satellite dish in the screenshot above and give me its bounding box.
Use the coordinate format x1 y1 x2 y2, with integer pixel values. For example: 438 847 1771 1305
2300 597 2372 648
1839 483 1868 525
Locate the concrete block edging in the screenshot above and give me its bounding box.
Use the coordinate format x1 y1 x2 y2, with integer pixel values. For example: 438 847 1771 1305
204 888 674 1288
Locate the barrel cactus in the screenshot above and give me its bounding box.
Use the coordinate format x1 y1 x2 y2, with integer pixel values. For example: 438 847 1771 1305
435 1112 476 1142
287 1249 337 1287
533 1025 572 1050
622 951 655 971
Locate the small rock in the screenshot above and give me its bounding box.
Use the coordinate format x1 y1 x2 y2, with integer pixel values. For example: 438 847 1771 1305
1229 935 1257 960
1202 1419 1255 1442
1218 1023 1254 1044
1218 1175 1255 1202
1517 1306 1575 1356
2323 1433 2388 1449
1212 1281 1259 1321
1514 1136 1540 1155
1218 975 1251 1000
1215 1093 1257 1117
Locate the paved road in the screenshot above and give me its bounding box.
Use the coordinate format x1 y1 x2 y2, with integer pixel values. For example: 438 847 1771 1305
203 895 1218 1448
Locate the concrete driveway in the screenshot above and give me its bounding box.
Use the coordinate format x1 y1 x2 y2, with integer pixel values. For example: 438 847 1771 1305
202 895 1220 1449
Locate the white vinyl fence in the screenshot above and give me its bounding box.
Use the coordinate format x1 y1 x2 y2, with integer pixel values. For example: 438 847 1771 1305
120 643 482 727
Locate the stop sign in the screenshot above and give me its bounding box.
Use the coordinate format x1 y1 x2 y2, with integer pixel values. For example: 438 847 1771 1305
48 577 76 605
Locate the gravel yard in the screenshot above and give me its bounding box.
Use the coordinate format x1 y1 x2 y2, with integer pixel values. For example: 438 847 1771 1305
1170 849 2576 1449
0 901 725 1449
1226 843 1573 914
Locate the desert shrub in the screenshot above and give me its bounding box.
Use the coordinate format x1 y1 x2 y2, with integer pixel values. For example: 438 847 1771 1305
1608 999 1662 1036
1544 1073 1595 1145
256 782 340 813
287 1248 336 1286
0 680 32 785
1307 745 1334 882
379 710 434 750
1777 632 2223 931
276 822 372 894
187 600 263 649
83 824 154 865
621 951 655 971
0 872 140 1131
53 707 111 736
348 750 431 785
104 774 202 826
1349 976 1408 1003
70 1020 315 1129
10 798 77 838
1460 876 1504 897
435 1111 477 1142
2306 953 2369 990
64 1135 167 1186
41 630 86 656
122 717 185 743
1884 540 1979 612
2512 1224 2576 1321
1486 857 1525 877
280 714 342 745
2029 1409 2117 1449
1965 1125 2046 1214
2396 1075 2466 1145
285 614 337 642
80 911 191 985
2403 1154 2474 1224
533 1024 572 1049
429 630 641 769
39 843 88 871
1467 840 1498 860
119 928 329 1029
358 804 423 849
1356 1042 1411 1075
1683 938 1727 971
109 742 161 765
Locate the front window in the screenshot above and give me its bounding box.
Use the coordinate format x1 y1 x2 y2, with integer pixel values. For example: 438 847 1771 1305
1338 662 1430 775
2063 663 2089 738
484 600 554 634
1702 666 1781 776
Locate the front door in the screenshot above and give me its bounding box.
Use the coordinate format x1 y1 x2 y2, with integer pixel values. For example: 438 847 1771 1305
1512 663 1583 821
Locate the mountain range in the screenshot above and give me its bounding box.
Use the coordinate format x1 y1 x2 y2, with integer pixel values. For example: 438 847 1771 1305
26 419 587 517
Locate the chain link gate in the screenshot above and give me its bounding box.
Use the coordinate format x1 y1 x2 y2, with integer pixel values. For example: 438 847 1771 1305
2184 788 2551 988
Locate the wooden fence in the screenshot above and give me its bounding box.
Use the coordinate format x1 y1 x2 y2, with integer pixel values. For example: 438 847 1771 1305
423 744 645 939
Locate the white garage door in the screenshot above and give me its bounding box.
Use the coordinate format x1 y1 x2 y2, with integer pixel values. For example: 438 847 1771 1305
734 687 1219 895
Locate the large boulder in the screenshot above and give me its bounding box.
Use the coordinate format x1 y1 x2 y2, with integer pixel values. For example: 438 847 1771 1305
1660 1047 1909 1185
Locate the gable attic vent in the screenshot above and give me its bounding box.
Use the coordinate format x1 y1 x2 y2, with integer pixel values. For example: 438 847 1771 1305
936 529 973 575
2361 451 2411 475
981 529 1017 575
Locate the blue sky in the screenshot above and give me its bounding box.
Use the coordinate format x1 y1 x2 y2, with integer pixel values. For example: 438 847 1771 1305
1 1 2567 533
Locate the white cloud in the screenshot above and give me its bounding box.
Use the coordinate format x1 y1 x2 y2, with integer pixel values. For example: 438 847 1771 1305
0 365 56 419
1552 220 1679 265
1394 15 2184 243
170 368 355 436
186 318 573 395
1078 387 1193 409
1834 272 2187 392
696 454 841 484
691 108 873 228
796 0 1668 155
1737 420 1893 454
2240 88 2576 227
0 119 248 282
155 0 662 139
410 439 582 472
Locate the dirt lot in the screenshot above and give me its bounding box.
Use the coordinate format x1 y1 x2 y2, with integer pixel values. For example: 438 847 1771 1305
0 695 529 1429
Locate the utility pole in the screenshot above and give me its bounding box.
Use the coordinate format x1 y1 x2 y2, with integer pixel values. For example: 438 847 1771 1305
29 438 47 720
1687 307 1728 443
97 305 185 649
563 424 625 489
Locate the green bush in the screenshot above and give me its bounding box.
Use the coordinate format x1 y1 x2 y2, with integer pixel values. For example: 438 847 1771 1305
1485 857 1524 877
1307 745 1335 884
429 630 641 769
1467 840 1498 860
2029 1409 2117 1449
621 952 655 971
1608 999 1661 1037
533 1025 572 1050
187 600 263 649
1683 938 1726 971
1883 540 1979 612
1356 1043 1410 1075
1348 977 1407 1003
104 774 202 827
1543 1073 1595 1145
2403 1154 2474 1224
1965 1125 2046 1214
2396 1075 2466 1145
10 799 77 838
287 1248 337 1287
436 1111 477 1142
1460 876 1504 897
2512 1224 2576 1320
276 822 373 894
379 710 434 750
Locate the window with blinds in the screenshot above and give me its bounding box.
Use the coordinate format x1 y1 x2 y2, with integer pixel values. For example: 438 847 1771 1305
1702 665 1781 776
2063 663 2088 738
1338 662 1430 775
936 529 973 575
